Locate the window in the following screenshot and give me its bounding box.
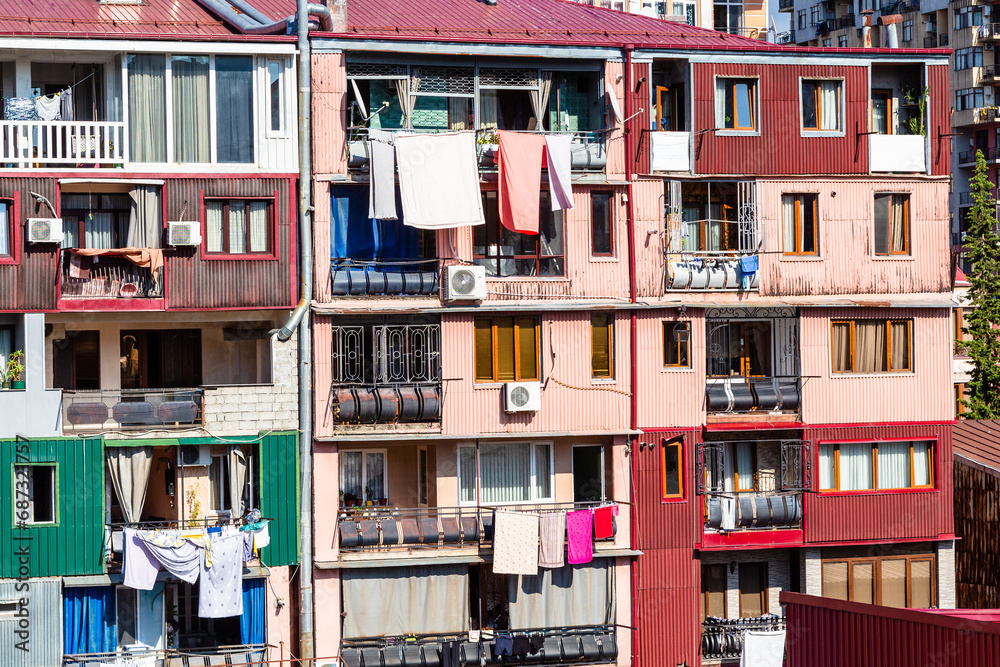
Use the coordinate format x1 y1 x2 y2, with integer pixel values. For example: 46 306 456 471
591 192 613 256
955 6 983 30
955 47 983 71
715 78 757 131
0 326 11 371
955 87 985 112
0 200 11 259
801 80 842 132
873 193 909 255
871 89 893 135
13 465 56 525
267 60 285 134
823 39 832 48
61 193 135 250
798 9 807 29
707 320 772 378
822 554 935 607
662 437 683 499
739 563 768 618
830 319 912 373
782 194 818 255
172 55 211 163
417 447 428 506
209 455 232 512
474 317 539 383
953 308 972 356
663 321 691 368
818 440 934 491
474 191 564 277
340 450 386 505
205 199 273 256
702 564 727 620
458 442 553 504
901 20 913 42
52 330 101 390
573 445 606 502
216 56 255 163
838 35 848 48
735 442 756 491
591 313 614 379
809 5 821 25
673 1 696 25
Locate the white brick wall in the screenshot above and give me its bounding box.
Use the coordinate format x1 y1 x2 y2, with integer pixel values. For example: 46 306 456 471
937 540 956 609
803 548 822 596
202 331 299 436
702 549 791 617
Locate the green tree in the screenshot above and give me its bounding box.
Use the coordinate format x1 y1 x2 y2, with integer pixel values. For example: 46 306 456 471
963 149 1000 417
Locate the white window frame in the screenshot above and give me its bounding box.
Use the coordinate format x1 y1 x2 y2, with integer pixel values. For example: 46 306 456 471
265 58 288 138
799 77 845 137
457 441 556 506
571 443 606 503
339 449 388 505
13 464 57 526
209 454 232 514
713 75 761 137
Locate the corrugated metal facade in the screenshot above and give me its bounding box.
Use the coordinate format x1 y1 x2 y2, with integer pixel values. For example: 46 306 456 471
630 61 651 176
689 63 870 176
605 60 627 181
313 52 348 179
928 65 950 177
635 310 705 429
258 431 300 566
631 179 666 300
0 177 60 312
800 308 953 425
804 422 954 544
313 179 333 303
0 438 104 578
0 578 62 667
757 179 951 296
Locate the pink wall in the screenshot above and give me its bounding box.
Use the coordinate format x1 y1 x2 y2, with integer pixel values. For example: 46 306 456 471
314 569 343 667
266 566 295 658
440 311 631 435
800 307 953 424
605 60 627 181
632 179 666 299
313 52 347 177
313 442 340 563
634 308 705 429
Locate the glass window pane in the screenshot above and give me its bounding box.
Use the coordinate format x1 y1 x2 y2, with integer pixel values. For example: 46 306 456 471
736 443 755 491
248 201 269 253
853 562 875 604
911 560 933 608
854 321 887 373
913 441 932 486
117 587 137 645
881 559 907 607
534 444 552 500
823 562 849 600
480 443 531 504
839 442 873 490
877 441 911 490
739 563 766 617
206 202 224 253
831 322 851 373
874 193 891 255
172 55 210 163
591 192 612 255
801 196 816 252
365 452 385 502
459 447 477 503
128 54 167 163
591 314 612 378
663 442 681 497
890 321 910 371
735 82 753 129
228 200 247 254
819 443 836 489
268 61 282 132
496 318 516 382
802 81 817 129
341 451 363 503
474 319 495 382
516 318 538 380
215 56 255 164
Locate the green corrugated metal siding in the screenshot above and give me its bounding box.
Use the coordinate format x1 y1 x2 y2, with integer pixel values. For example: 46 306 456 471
258 431 300 566
0 438 104 578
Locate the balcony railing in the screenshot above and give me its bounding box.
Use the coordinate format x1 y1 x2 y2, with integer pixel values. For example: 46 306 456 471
981 66 999 85
60 251 163 300
704 492 803 531
331 258 439 297
62 388 203 433
775 29 795 44
779 0 793 9
939 33 949 47
0 120 125 166
959 191 976 206
957 149 1000 166
701 616 785 660
64 645 269 667
978 23 1000 41
869 134 926 172
923 34 938 48
705 376 802 414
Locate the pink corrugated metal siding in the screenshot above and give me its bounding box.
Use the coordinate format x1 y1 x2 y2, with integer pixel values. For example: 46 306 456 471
692 63 869 176
0 177 58 312
805 423 954 544
165 177 296 309
605 61 626 181
632 179 664 299
800 308 953 425
929 65 951 177
630 62 650 175
440 311 631 435
757 180 951 297
313 52 347 178
635 310 705 429
313 179 333 303
314 316 334 438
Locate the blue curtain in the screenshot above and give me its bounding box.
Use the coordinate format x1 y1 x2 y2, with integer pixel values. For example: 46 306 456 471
240 578 267 645
63 586 116 655
330 186 419 262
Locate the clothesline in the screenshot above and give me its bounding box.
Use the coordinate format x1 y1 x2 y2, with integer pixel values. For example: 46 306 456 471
29 69 96 101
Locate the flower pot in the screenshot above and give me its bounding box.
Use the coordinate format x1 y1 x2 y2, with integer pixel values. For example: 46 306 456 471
11 381 24 390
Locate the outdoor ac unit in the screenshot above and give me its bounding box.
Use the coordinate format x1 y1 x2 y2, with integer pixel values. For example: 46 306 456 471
27 218 63 243
168 221 202 246
178 444 211 467
987 43 995 51
445 265 487 302
504 381 541 413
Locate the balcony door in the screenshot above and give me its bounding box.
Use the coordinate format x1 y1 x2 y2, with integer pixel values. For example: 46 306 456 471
708 320 772 378
573 445 605 503
120 330 202 390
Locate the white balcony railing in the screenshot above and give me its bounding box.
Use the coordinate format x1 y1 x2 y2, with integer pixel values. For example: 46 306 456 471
0 120 126 165
870 134 925 173
650 130 691 173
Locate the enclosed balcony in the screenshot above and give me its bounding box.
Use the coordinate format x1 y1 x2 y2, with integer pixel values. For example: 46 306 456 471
649 60 692 173
701 615 785 661
869 63 927 173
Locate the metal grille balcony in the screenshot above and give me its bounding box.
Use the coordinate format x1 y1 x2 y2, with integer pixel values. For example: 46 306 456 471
702 616 785 660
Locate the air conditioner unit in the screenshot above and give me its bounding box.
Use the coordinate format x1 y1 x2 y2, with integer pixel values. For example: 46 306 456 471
168 221 202 246
27 218 63 243
987 43 995 51
504 381 541 413
445 265 487 302
178 444 211 467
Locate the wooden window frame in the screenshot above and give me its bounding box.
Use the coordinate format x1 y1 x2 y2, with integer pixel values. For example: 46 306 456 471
738 562 768 618
662 437 684 501
590 312 614 379
734 442 758 492
873 193 910 256
871 89 893 135
719 77 758 132
817 439 936 493
801 79 842 132
201 193 279 261
821 553 936 607
0 194 19 265
474 191 565 277
662 321 691 369
590 191 614 257
473 317 541 384
830 319 913 374
782 193 818 255
701 563 728 621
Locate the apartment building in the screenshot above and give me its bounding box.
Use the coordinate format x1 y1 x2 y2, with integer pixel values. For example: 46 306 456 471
0 2 305 665
570 0 768 37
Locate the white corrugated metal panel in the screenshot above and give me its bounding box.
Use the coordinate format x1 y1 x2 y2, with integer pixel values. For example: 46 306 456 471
0 578 62 667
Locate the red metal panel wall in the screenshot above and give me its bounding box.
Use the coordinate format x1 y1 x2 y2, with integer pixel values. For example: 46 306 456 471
804 423 954 544
691 63 869 176
0 177 59 311
928 64 951 177
165 177 296 310
631 61 651 176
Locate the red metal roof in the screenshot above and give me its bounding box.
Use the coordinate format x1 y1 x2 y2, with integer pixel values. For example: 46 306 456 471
954 420 1000 472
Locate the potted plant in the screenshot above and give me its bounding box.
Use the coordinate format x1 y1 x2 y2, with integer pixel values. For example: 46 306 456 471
6 350 24 390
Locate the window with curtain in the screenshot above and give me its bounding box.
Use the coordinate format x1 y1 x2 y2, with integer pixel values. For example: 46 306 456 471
0 201 10 258
205 199 272 256
823 554 934 607
172 55 210 163
128 54 167 163
0 326 11 370
715 78 757 131
873 193 910 256
819 440 935 491
830 319 911 373
474 191 564 277
707 320 772 378
216 56 255 164
458 442 554 504
801 79 842 131
782 193 817 255
474 317 539 383
340 450 386 505
663 321 691 368
735 442 756 491
662 437 683 499
591 313 613 379
61 194 133 249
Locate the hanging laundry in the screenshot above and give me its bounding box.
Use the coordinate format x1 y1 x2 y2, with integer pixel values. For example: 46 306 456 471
243 532 254 562
253 521 270 550
720 496 737 531
593 504 618 540
538 511 566 569
512 635 530 657
740 629 786 667
368 129 398 220
60 88 74 122
565 509 594 565
543 134 574 212
198 532 244 618
497 130 545 234
493 509 540 576
34 94 61 121
493 633 513 658
396 132 485 229
69 253 91 279
137 529 204 584
123 528 160 591
4 97 36 121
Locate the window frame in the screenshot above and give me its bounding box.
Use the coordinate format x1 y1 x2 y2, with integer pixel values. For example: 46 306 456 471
800 78 844 136
817 439 937 494
474 190 565 277
473 316 541 384
591 312 615 379
417 446 429 507
702 563 728 620
265 58 288 138
590 190 614 258
662 320 692 369
715 76 760 134
457 441 556 506
781 193 819 256
872 192 910 257
200 191 279 261
208 454 232 514
12 463 58 526
822 553 936 607
871 89 893 135
738 562 768 618
830 318 913 374
0 194 19 265
339 448 389 505
661 436 684 501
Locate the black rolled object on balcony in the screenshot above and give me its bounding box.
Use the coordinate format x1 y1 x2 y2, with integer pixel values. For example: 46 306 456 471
419 516 440 544
347 268 368 296
384 268 405 294
482 512 495 541
400 518 420 545
367 268 387 295
752 380 779 412
599 631 617 660
418 386 442 421
358 519 379 546
460 515 479 542
777 379 801 411
561 636 584 661
738 496 755 528
375 387 399 422
396 387 422 421
730 383 754 412
770 496 788 526
157 400 199 423
754 495 772 528
706 496 723 529
423 643 443 667
333 388 359 422
706 383 730 412
402 645 422 667
331 267 351 295
340 647 362 667
380 519 400 546
354 389 378 423
361 647 383 667
541 636 563 662
785 495 801 525
339 520 360 549
441 517 461 544
383 646 404 667
581 635 601 660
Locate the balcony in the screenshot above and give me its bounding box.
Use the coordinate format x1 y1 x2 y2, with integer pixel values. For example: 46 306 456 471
981 66 1000 86
959 191 976 206
0 120 125 167
63 645 270 667
978 23 1000 41
59 250 163 305
956 148 1000 167
775 29 795 44
923 34 938 48
62 388 203 433
779 0 794 10
704 492 803 531
331 259 439 297
705 377 801 415
650 131 691 172
701 616 785 660
869 134 925 173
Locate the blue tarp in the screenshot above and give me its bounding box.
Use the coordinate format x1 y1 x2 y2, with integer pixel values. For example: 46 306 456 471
63 586 116 655
240 577 267 645
330 186 419 262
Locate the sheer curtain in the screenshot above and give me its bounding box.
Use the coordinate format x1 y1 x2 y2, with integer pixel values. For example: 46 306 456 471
106 447 153 523
714 78 726 128
459 446 478 503
855 321 886 373
479 90 499 131
531 71 553 128
831 322 851 372
341 451 363 501
819 81 839 130
913 441 932 486
229 201 247 254
818 443 836 489
534 444 552 499
394 79 415 129
216 56 254 163
366 452 385 500
891 195 907 253
480 442 531 503
248 201 269 253
0 203 7 256
890 321 910 370
172 56 210 163
781 195 795 253
126 186 162 249
86 213 115 249
228 445 247 516
206 201 224 252
839 442 873 491
877 441 911 489
735 443 755 491
128 55 166 163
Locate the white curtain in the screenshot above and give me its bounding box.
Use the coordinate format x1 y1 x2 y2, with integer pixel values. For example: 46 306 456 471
248 201 269 253
206 201 224 252
394 79 415 129
839 443 873 491
714 78 726 128
480 443 532 504
819 81 839 130
855 321 886 373
172 55 210 163
0 202 7 256
127 186 162 249
534 444 552 500
86 213 115 250
913 441 931 486
781 195 795 253
480 90 500 131
228 200 247 254
366 452 385 500
819 443 836 489
341 451 363 501
106 447 153 523
508 561 613 629
736 443 755 491
128 55 166 163
459 446 477 503
531 71 553 129
228 445 248 516
877 441 910 489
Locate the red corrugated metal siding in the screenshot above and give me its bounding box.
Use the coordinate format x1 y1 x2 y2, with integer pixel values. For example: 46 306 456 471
631 62 651 176
0 177 59 312
165 177 296 309
804 423 954 544
782 593 1000 667
928 64 951 177
692 63 869 176
605 61 626 181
